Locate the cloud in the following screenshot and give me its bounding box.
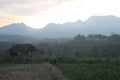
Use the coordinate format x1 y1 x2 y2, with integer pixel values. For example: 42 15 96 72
2 0 120 28
0 0 73 26
0 0 72 16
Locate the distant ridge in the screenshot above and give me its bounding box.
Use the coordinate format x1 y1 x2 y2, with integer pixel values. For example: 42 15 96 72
0 15 120 40
37 15 120 38
0 23 36 35
0 34 36 42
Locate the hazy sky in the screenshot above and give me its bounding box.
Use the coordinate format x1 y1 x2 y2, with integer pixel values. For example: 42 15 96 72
0 0 120 28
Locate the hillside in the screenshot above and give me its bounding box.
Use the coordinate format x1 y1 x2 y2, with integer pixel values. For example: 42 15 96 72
0 23 37 36
0 34 36 42
0 63 68 80
40 15 120 38
0 15 120 39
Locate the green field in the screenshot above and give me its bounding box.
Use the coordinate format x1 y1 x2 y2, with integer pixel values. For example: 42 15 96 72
56 59 120 80
1 56 120 80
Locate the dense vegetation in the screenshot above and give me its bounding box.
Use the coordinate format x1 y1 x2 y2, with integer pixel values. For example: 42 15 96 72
56 63 120 80
1 33 120 57
1 34 120 63
1 56 120 80
0 34 120 80
37 33 120 57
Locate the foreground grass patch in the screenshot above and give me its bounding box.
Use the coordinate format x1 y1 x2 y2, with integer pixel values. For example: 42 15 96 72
0 64 19 67
56 63 120 80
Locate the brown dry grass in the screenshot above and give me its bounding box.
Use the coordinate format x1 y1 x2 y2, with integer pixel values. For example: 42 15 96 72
0 63 68 80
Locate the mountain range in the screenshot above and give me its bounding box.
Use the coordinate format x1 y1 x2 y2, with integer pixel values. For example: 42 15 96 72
0 15 120 42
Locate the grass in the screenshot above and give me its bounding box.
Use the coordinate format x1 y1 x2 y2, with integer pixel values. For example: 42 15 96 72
0 64 19 67
1 55 120 80
56 63 120 80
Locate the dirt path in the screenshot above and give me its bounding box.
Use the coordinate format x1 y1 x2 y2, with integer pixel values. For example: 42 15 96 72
0 63 68 80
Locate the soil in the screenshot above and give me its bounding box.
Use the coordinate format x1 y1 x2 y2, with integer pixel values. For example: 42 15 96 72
0 63 68 80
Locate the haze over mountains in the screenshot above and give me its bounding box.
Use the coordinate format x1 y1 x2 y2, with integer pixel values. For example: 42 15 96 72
0 15 120 42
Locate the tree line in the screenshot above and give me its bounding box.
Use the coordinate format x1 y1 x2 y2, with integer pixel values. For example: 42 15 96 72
37 33 120 57
0 33 120 57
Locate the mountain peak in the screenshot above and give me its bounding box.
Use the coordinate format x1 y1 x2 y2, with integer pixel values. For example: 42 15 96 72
0 23 34 35
0 15 120 39
87 15 119 22
2 23 32 29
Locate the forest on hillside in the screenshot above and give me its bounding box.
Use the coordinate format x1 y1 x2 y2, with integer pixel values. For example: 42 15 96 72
0 34 120 80
37 33 120 57
0 33 120 58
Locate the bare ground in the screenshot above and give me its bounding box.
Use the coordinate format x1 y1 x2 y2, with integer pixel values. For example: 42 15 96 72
0 63 68 80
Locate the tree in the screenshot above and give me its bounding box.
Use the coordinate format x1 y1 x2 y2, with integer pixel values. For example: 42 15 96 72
74 34 85 41
87 34 107 41
108 34 120 41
